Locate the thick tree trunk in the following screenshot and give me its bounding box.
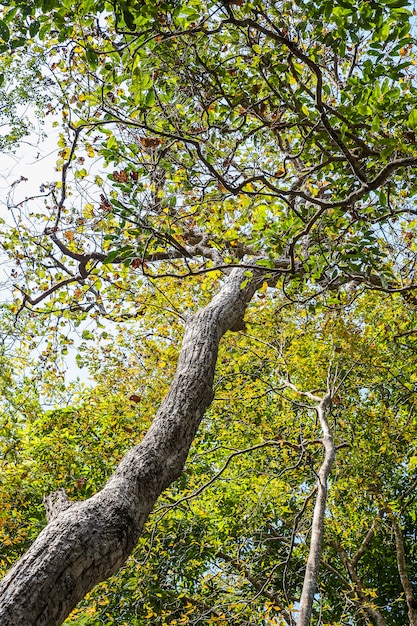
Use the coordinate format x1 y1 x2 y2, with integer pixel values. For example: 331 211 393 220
0 267 265 625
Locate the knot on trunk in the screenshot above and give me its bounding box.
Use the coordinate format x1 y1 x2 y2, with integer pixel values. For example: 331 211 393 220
43 488 73 523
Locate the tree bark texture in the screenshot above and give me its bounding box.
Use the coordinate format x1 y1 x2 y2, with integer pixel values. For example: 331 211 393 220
0 267 265 626
297 394 335 626
389 511 417 626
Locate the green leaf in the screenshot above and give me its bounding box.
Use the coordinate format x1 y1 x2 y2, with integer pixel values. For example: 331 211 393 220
0 20 10 42
103 249 121 263
145 88 155 106
9 38 26 49
123 9 135 30
29 20 40 37
106 135 117 150
85 47 98 69
371 116 380 132
407 109 417 129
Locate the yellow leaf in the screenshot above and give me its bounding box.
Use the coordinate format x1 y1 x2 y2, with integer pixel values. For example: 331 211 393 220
83 203 95 218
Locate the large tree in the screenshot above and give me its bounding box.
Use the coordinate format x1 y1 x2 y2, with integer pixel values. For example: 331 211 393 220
1 0 417 624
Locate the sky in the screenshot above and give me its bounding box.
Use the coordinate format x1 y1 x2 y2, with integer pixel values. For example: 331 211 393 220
0 113 93 389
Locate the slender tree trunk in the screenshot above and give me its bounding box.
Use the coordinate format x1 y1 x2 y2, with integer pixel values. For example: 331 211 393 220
297 394 335 626
386 508 417 626
0 267 265 626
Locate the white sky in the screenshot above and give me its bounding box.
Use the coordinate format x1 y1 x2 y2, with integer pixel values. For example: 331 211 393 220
0 115 93 388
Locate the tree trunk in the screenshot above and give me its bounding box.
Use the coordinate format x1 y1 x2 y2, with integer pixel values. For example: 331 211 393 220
0 267 265 626
297 394 335 626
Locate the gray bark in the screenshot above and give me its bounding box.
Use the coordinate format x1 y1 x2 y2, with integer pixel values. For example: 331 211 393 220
297 394 335 626
0 266 265 625
389 512 417 626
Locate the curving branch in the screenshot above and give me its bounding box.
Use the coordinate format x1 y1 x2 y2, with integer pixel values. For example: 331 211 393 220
351 521 379 568
216 550 294 626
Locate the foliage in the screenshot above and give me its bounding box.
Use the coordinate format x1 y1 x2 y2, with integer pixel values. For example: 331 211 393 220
2 0 417 624
2 290 417 624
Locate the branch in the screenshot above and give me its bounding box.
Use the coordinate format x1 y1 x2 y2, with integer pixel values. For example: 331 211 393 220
43 489 73 524
322 555 387 625
14 276 80 309
53 127 82 230
331 539 388 626
351 521 379 568
279 378 323 403
216 550 294 626
154 440 282 515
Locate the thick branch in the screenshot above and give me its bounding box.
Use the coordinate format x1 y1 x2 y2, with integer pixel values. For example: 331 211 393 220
43 489 73 523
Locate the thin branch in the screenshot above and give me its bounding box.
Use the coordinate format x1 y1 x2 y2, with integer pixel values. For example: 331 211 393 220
279 377 323 403
53 127 82 229
331 539 388 626
351 521 378 567
153 440 282 515
14 276 80 308
216 550 294 626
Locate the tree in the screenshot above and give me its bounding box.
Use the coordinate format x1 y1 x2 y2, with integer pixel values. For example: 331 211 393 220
2 291 417 625
1 0 417 623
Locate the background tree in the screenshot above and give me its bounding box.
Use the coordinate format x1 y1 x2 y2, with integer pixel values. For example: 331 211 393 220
1 0 417 624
